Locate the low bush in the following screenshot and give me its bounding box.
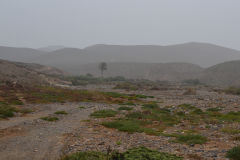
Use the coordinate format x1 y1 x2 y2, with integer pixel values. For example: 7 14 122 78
221 128 240 135
40 116 59 122
102 120 143 133
54 110 68 115
0 103 16 118
90 110 118 118
61 146 182 160
226 146 240 160
118 106 133 111
172 134 207 145
142 103 159 109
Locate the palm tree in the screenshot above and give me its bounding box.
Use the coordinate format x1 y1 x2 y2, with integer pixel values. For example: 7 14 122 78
98 62 107 77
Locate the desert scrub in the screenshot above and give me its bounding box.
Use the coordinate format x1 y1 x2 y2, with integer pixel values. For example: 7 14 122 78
54 110 68 115
17 108 33 114
120 102 136 106
102 120 144 133
79 106 86 109
226 146 240 160
61 151 106 160
122 146 182 160
40 116 59 122
90 109 118 118
221 128 240 135
21 86 143 105
0 102 16 118
118 106 133 111
142 103 159 109
171 134 207 145
61 146 182 160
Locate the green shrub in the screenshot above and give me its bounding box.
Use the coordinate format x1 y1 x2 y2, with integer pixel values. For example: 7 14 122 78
178 104 196 110
40 116 59 122
118 106 133 111
0 103 16 118
90 110 118 118
225 87 240 95
221 128 240 135
62 151 106 160
121 102 136 106
79 106 86 109
61 146 182 160
18 108 33 114
226 146 240 160
122 146 182 160
54 110 68 115
102 120 143 133
172 134 207 145
142 103 159 109
207 107 222 112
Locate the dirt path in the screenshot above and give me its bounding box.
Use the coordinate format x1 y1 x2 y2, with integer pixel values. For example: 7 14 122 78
0 102 111 160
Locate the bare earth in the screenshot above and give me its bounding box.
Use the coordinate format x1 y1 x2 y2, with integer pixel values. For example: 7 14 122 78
0 102 112 160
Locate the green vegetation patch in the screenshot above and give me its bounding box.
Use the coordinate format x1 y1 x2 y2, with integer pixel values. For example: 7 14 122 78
79 106 86 109
118 106 133 111
62 151 106 160
171 134 207 145
142 103 159 109
102 120 144 133
224 87 240 95
90 109 118 118
40 116 59 122
0 102 16 118
226 146 240 160
61 146 182 160
54 110 68 115
221 128 240 135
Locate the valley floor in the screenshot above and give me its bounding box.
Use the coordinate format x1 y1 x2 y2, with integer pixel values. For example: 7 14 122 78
1 85 240 160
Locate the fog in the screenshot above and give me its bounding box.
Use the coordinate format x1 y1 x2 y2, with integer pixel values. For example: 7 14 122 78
0 0 240 49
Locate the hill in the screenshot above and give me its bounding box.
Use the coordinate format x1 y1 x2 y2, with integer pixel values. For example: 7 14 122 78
30 42 240 71
38 45 65 52
0 46 47 62
0 59 67 85
200 60 240 87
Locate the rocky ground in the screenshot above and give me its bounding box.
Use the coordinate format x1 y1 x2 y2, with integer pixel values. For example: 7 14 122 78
1 84 240 160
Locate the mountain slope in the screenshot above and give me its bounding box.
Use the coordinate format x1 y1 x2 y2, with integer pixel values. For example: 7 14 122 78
0 59 67 85
0 46 47 62
31 42 240 70
200 60 240 87
38 45 65 52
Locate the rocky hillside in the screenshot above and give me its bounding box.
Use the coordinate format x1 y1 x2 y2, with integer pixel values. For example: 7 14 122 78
0 59 67 85
200 60 240 87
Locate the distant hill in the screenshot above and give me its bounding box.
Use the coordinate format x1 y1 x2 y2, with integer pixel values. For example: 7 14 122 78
0 46 47 62
30 42 240 69
0 59 67 85
2 42 240 87
200 60 240 87
38 45 65 52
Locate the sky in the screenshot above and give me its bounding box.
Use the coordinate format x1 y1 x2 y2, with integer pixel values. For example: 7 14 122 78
0 0 240 50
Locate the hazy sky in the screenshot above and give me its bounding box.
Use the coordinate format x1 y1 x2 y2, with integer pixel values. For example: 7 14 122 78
0 0 239 50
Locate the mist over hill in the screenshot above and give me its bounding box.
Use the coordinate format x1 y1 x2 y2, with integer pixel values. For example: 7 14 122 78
29 42 240 68
1 42 240 86
71 62 203 81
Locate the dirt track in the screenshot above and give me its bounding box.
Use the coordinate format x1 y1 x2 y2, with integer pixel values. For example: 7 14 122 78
0 102 110 160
